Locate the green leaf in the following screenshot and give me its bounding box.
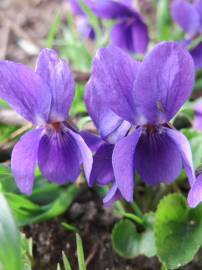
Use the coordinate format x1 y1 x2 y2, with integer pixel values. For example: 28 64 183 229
70 84 86 116
47 12 61 48
62 222 79 233
0 124 18 143
0 165 21 193
76 233 86 270
30 175 63 204
57 263 62 270
62 251 72 270
0 193 22 270
112 214 156 259
59 28 92 72
23 185 80 225
155 193 202 269
20 234 33 270
4 184 79 226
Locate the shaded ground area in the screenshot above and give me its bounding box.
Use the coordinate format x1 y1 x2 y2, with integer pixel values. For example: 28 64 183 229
25 190 161 270
24 189 202 270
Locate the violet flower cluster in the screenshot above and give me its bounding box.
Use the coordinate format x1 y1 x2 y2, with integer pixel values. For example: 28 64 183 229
0 42 201 208
171 0 202 69
69 0 149 54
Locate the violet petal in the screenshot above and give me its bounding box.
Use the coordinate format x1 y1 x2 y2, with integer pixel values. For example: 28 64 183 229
86 46 140 124
11 128 43 195
133 42 195 124
36 49 75 122
0 61 51 124
165 127 195 186
38 129 81 184
171 0 200 36
135 128 182 185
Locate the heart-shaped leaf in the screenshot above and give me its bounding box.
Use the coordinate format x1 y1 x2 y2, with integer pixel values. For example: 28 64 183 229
112 213 156 259
155 193 202 269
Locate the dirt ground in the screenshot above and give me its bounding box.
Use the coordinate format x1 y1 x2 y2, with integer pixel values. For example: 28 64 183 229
24 190 161 270
24 189 202 270
0 0 66 65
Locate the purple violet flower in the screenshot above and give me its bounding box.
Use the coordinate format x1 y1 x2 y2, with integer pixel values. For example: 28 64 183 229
86 0 149 54
0 48 93 194
85 57 131 205
171 0 202 68
86 42 197 207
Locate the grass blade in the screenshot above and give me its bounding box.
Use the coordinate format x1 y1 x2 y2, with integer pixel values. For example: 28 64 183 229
62 251 72 270
76 233 86 270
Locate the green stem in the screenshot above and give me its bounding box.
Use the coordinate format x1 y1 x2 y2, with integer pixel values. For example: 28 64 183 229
188 35 202 50
122 213 145 226
161 264 169 270
130 202 144 218
115 201 126 215
115 201 145 226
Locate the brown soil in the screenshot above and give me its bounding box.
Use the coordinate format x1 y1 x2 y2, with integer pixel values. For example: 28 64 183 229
0 0 66 65
24 190 161 270
24 189 202 270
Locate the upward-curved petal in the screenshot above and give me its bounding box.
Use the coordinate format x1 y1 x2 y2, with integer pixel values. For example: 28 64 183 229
36 49 75 122
85 74 131 143
11 128 43 195
0 61 51 124
86 46 140 124
171 0 200 36
133 42 195 124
